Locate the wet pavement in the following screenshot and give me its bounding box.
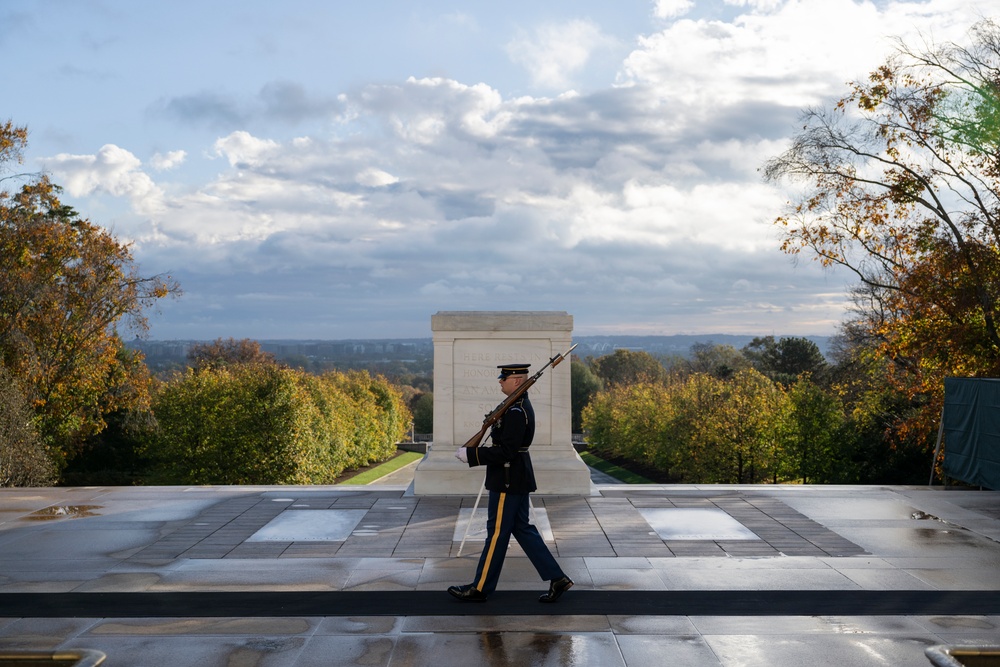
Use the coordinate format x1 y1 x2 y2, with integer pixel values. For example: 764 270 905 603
0 464 998 666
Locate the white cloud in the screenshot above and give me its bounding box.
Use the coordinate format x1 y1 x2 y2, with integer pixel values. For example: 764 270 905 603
623 0 990 113
654 0 694 19
149 150 186 171
620 180 785 251
418 280 487 297
724 0 784 11
506 19 619 90
41 144 164 215
29 1 992 338
622 0 889 109
212 131 281 167
356 167 399 187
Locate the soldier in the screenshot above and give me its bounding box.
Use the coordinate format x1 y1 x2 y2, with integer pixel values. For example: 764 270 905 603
449 362 573 603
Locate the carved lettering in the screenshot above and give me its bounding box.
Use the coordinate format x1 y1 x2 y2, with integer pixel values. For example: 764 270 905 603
460 386 500 396
493 351 546 363
462 368 495 377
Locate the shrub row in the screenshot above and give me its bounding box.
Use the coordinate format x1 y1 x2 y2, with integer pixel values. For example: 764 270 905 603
143 365 409 485
582 369 840 484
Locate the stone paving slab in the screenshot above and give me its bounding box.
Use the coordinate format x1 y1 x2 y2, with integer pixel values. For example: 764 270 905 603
121 490 868 562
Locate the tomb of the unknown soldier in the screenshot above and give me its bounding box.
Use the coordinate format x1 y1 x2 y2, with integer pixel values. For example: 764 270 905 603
412 310 591 496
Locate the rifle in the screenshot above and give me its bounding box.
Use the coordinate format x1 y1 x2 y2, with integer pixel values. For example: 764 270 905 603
460 343 578 449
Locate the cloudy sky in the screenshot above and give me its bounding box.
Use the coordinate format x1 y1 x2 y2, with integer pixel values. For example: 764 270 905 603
2 0 992 340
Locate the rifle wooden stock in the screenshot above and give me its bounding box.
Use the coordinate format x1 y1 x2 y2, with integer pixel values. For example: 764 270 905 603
460 343 578 449
461 377 537 448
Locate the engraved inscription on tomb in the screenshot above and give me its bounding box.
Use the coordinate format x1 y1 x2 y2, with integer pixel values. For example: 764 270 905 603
453 340 552 434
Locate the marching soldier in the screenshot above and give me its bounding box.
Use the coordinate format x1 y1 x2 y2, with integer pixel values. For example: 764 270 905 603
449 362 573 603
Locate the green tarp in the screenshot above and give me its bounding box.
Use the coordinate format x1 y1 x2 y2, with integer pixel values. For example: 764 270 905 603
943 378 1000 490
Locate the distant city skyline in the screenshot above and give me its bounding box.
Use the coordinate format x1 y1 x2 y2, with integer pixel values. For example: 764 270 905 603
4 0 991 340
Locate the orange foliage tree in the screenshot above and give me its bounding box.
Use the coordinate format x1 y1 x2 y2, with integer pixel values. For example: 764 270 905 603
763 20 1000 440
187 337 277 372
0 121 179 466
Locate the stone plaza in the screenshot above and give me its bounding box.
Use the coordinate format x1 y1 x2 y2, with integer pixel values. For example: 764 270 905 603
0 474 998 666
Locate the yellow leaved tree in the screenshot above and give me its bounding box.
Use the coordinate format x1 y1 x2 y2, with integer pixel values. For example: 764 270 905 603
763 19 1000 443
0 121 179 474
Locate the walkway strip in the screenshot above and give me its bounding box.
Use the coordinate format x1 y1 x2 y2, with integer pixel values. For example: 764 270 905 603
1 590 996 618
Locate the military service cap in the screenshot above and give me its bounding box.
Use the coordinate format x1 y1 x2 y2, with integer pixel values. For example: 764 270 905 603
497 363 530 379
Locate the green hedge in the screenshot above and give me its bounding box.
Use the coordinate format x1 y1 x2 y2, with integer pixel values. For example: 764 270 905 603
582 369 790 484
144 365 409 484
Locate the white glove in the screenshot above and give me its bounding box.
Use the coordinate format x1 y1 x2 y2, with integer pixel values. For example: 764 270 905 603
455 446 468 463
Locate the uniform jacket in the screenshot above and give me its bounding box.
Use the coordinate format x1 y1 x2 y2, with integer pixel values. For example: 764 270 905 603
467 394 537 493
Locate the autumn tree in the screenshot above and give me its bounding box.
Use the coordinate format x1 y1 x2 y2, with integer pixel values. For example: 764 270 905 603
709 368 787 484
0 366 55 486
410 392 433 434
687 342 751 379
779 375 844 483
657 372 726 481
742 336 827 385
0 122 179 466
570 359 603 432
582 381 682 477
763 19 1000 441
187 337 276 372
823 323 933 483
590 349 669 386
583 369 797 484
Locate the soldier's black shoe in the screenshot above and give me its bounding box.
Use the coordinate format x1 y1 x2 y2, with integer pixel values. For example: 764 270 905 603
448 584 488 602
538 576 573 603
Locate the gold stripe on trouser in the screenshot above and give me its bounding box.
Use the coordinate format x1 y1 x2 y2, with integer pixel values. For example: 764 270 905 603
475 492 506 592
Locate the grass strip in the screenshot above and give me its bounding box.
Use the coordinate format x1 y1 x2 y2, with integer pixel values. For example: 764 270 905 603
341 451 424 485
579 450 655 484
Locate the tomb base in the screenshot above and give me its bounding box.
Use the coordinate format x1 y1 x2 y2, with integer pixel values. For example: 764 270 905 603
412 446 592 496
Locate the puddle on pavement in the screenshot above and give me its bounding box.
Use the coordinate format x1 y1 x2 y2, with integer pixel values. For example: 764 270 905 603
476 631 598 666
22 505 102 521
911 527 985 547
638 508 760 540
247 509 368 541
929 617 996 629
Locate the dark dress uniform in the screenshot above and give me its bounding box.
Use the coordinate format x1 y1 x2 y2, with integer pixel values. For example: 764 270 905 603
450 363 573 603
